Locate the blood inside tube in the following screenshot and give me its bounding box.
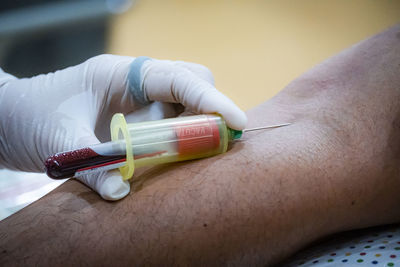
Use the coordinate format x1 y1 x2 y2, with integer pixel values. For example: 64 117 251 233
45 147 125 179
45 147 167 179
174 117 220 156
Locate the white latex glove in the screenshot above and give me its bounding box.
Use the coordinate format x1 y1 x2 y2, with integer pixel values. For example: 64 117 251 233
0 55 247 200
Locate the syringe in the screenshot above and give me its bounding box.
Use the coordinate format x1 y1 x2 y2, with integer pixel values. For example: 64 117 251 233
45 114 290 180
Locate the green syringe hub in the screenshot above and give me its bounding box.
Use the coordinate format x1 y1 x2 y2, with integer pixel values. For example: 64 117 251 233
228 128 243 141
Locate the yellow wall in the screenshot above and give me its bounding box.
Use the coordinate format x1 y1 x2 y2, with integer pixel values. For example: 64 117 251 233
109 0 400 110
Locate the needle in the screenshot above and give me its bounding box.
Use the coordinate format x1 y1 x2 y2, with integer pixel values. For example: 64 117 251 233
243 123 291 133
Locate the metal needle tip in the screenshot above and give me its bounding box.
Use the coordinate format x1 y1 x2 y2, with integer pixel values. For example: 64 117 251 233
243 123 291 133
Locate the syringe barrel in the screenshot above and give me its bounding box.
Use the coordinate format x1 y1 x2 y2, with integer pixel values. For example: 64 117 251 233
113 114 230 179
45 114 230 180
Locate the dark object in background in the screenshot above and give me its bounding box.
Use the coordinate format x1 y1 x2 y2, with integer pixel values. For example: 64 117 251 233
0 0 133 78
2 21 107 78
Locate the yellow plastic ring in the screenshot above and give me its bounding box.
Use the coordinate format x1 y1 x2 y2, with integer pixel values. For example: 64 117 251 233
110 113 134 180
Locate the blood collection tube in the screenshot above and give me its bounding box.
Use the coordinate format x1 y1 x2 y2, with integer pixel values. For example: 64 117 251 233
45 114 242 180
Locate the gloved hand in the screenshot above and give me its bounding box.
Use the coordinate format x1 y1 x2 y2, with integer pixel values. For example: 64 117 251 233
0 55 247 201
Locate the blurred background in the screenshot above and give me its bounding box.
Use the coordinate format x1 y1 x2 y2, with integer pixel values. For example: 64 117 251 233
0 0 399 219
1 0 399 109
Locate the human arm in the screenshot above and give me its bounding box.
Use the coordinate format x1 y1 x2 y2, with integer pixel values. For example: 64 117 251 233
0 24 399 266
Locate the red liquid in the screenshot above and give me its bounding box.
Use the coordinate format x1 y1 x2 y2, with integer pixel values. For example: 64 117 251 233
45 148 168 180
45 148 125 179
175 118 220 156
